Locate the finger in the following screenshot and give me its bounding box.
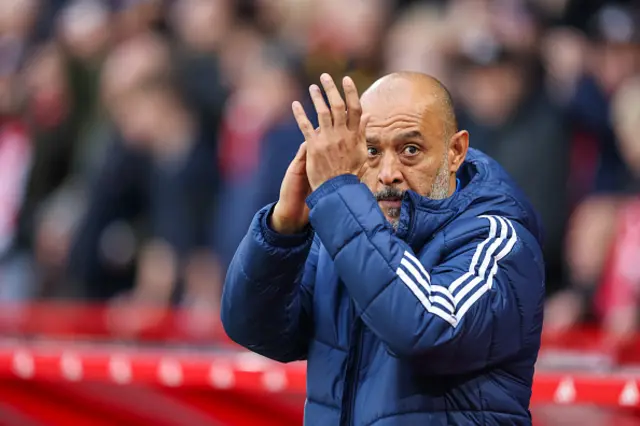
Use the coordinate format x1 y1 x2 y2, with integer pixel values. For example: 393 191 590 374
309 84 332 130
320 73 346 127
292 101 315 141
343 76 362 131
359 114 371 144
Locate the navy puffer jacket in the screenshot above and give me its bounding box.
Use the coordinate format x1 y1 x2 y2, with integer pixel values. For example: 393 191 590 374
222 148 545 425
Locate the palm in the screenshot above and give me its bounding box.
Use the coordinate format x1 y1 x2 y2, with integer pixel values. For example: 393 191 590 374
290 74 369 191
272 142 311 234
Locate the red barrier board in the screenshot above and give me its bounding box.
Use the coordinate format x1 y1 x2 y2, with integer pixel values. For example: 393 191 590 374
0 342 640 407
0 302 639 425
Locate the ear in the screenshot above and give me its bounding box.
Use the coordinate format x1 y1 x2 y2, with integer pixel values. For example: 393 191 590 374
448 130 469 173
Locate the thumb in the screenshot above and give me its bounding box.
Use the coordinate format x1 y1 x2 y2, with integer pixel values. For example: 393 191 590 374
294 141 308 161
288 142 308 174
294 141 307 161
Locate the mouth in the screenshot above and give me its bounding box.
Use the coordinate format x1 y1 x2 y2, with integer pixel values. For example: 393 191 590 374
378 198 402 209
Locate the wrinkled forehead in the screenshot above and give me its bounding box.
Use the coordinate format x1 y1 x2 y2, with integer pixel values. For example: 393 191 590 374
361 89 446 139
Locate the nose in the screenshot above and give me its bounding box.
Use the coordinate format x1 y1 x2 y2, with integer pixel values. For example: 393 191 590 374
378 153 404 186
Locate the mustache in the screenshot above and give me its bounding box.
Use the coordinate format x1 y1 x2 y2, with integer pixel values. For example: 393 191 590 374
374 187 405 201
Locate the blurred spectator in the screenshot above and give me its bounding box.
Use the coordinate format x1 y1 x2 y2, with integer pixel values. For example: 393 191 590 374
383 3 451 81
68 33 219 307
29 31 169 298
611 76 640 186
302 0 389 89
169 0 229 143
543 2 639 335
0 0 39 49
56 0 111 146
562 2 639 198
546 74 640 337
17 43 81 298
453 33 570 294
0 41 34 300
0 0 41 300
545 194 622 333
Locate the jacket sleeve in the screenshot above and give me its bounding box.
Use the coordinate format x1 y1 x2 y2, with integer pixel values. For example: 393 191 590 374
306 175 545 374
221 203 318 363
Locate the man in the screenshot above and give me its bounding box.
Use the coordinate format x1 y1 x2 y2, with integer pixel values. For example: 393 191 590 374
221 72 545 425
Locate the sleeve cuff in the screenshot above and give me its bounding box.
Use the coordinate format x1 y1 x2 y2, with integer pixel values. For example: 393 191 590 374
306 174 361 210
260 203 313 248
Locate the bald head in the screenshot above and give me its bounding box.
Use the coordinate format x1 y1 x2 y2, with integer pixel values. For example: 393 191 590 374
361 72 458 139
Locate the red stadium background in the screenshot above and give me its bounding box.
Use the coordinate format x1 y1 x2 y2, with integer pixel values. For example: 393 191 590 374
0 302 638 426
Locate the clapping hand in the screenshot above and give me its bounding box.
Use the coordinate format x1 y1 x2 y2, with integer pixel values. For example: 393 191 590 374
292 74 370 191
271 141 312 235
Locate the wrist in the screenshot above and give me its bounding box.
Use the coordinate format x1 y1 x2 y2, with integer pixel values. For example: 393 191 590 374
270 204 307 235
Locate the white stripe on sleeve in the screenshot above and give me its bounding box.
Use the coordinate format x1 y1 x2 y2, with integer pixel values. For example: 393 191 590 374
393 215 518 328
455 217 518 320
396 268 458 326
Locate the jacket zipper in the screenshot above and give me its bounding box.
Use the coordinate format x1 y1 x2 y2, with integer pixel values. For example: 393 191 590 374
342 317 363 426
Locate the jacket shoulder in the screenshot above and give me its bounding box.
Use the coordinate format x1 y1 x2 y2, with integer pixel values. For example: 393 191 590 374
440 214 545 279
435 214 545 338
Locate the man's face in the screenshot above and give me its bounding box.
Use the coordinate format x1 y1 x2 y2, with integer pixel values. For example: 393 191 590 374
360 90 452 226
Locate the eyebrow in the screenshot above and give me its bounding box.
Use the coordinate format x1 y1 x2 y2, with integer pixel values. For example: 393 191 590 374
366 135 380 144
396 130 424 142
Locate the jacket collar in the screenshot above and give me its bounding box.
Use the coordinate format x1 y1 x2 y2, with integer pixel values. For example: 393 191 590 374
394 147 543 252
395 152 484 252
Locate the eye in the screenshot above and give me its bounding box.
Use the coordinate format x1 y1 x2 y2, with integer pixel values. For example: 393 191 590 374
367 147 379 157
403 145 420 156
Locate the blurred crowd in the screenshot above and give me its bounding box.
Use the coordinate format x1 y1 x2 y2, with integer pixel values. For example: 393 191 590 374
0 0 638 338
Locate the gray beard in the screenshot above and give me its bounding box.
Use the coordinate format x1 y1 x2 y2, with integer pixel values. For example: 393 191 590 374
387 153 450 230
428 154 451 200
